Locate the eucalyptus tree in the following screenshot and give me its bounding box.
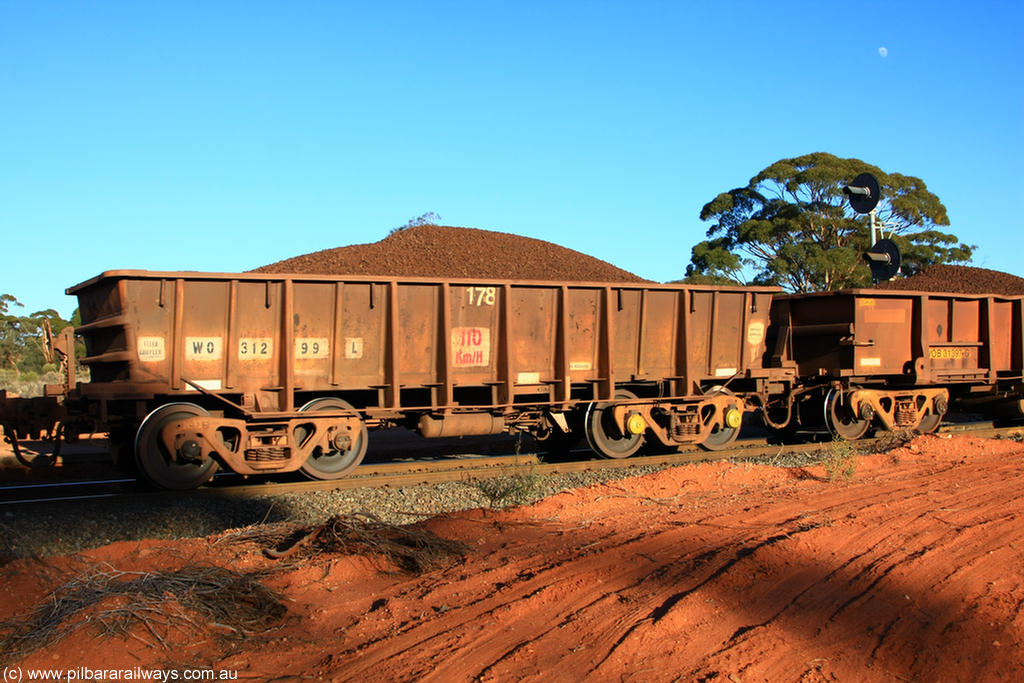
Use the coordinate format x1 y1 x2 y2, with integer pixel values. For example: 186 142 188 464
684 152 974 291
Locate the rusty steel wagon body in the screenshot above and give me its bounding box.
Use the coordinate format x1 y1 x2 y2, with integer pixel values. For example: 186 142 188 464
44 270 779 487
762 289 1024 439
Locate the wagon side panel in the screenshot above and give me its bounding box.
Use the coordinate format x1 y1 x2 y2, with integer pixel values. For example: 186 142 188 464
565 288 601 385
683 289 773 389
124 279 173 386
507 286 557 390
228 280 281 395
637 289 677 381
448 282 502 388
290 281 336 391
396 284 440 387
852 295 914 376
611 289 642 381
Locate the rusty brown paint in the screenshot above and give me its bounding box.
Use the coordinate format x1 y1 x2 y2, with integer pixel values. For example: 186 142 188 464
67 271 778 414
775 289 1024 384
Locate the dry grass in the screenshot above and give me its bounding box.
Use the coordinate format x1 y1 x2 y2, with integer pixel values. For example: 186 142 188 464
866 429 916 454
0 563 286 665
463 462 545 509
261 512 470 574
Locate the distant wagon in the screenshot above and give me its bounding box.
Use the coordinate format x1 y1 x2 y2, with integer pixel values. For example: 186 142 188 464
760 288 1024 438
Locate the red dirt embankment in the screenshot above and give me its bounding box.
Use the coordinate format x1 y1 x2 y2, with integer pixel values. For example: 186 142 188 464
3 433 1023 682
254 224 648 282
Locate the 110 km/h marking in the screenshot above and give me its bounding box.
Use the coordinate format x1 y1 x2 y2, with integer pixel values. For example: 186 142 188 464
452 327 490 366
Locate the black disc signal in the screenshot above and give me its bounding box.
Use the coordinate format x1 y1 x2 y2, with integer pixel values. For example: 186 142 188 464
843 173 880 214
865 238 902 282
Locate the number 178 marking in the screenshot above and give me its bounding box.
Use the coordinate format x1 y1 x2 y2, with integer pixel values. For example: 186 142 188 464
466 286 496 306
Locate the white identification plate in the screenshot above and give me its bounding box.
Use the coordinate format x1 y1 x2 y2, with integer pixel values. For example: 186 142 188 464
295 338 329 359
185 337 223 361
138 336 166 362
239 338 273 360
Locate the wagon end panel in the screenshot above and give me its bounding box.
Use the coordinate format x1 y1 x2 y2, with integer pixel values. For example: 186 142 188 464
852 296 914 377
785 294 856 378
75 277 141 385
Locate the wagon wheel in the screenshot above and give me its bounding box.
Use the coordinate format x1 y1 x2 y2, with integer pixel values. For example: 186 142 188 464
584 389 643 459
917 410 943 434
824 389 870 441
699 387 742 451
297 398 367 480
135 403 219 490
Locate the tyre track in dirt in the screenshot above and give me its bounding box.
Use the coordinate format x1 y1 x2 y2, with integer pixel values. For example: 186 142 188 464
339 524 675 680
652 457 1024 683
314 443 1024 683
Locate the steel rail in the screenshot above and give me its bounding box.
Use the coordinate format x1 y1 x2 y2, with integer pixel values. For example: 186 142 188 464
4 421 1019 507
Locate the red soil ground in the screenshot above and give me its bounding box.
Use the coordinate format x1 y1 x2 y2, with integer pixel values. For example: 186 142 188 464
2 433 1023 683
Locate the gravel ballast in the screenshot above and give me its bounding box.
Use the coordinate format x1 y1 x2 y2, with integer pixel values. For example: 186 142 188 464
0 441 835 561
1 465 671 559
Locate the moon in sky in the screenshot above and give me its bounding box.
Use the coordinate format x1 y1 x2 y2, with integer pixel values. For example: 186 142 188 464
879 46 889 58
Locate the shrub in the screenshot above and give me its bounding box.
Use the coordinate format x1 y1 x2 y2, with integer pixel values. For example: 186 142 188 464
822 438 858 481
467 463 545 509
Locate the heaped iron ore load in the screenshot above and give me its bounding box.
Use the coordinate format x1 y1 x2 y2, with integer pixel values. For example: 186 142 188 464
254 225 650 283
64 270 776 488
876 264 1024 296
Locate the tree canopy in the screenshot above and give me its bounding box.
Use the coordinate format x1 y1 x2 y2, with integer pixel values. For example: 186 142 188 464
0 294 76 375
683 153 975 292
389 211 442 236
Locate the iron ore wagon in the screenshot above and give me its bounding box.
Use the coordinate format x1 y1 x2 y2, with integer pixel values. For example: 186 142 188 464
760 288 1024 438
45 270 779 488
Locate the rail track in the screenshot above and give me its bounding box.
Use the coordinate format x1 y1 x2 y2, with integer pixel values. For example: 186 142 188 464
3 421 1020 507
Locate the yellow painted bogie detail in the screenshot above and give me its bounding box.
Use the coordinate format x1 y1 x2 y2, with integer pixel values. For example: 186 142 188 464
626 412 646 435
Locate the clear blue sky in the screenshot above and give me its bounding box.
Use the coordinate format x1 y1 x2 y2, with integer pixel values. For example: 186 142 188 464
2 0 1022 317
